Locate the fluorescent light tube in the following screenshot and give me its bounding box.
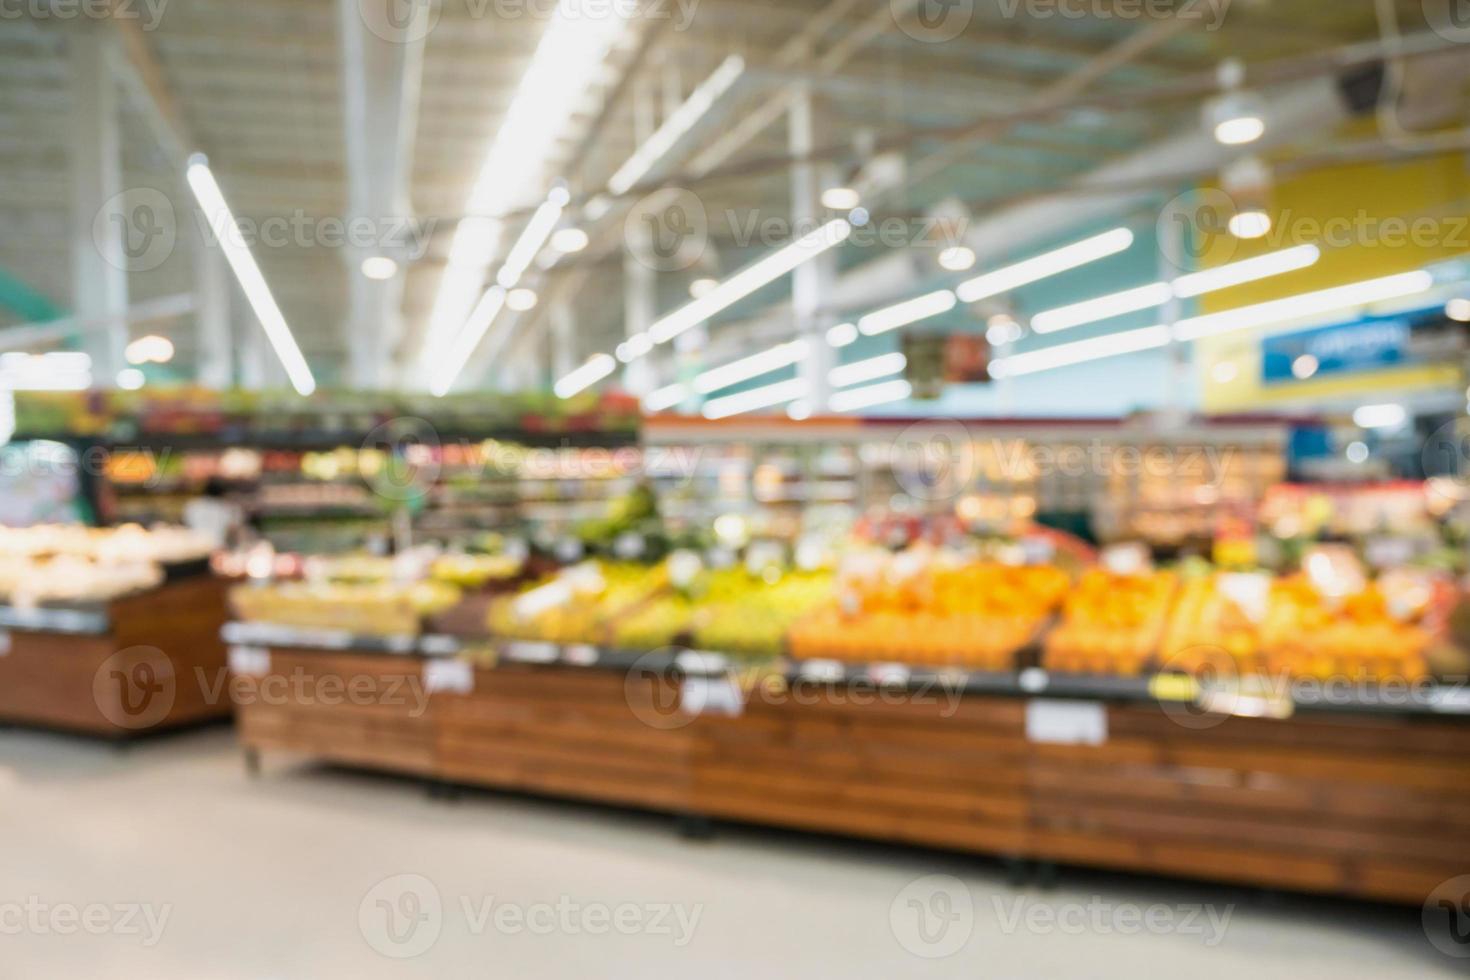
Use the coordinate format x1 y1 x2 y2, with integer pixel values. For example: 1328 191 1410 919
829 352 906 388
1173 271 1435 341
1171 244 1320 297
692 341 808 395
990 325 1170 378
643 383 688 412
857 289 956 336
955 227 1134 304
606 56 746 195
186 155 316 396
826 322 858 347
701 378 809 419
1031 282 1172 334
828 379 912 412
554 353 617 399
496 188 568 289
1353 403 1407 429
647 219 851 345
431 286 508 397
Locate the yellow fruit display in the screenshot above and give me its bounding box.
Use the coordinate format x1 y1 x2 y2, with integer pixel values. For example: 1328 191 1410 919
1259 576 1430 681
486 561 668 645
787 563 1068 669
1160 575 1266 675
691 570 832 658
229 580 461 636
1043 570 1177 675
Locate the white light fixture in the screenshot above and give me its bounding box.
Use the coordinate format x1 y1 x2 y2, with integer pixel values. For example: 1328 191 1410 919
554 353 617 399
1030 244 1323 335
1214 115 1265 146
829 352 906 388
642 383 688 413
0 352 93 391
689 277 719 299
606 55 746 196
615 333 654 363
937 245 976 272
692 340 808 395
857 289 956 336
1228 209 1272 239
420 3 634 378
1353 403 1407 429
786 400 812 421
125 334 175 365
985 314 1023 346
826 322 858 347
1171 245 1320 297
361 256 398 281
506 288 539 312
701 378 809 420
989 325 1170 378
430 286 507 397
646 219 852 346
186 154 316 396
1345 440 1370 464
828 378 912 413
550 227 589 254
1446 298 1470 322
956 227 1133 304
1031 282 1173 334
1211 361 1239 383
116 368 145 390
497 187 569 289
1291 354 1319 380
1173 271 1435 341
820 187 861 210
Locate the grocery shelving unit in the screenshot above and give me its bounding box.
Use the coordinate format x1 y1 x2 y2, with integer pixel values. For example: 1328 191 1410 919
224 623 1470 905
0 571 233 737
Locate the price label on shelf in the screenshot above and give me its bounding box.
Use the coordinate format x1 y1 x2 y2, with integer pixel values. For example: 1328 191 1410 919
681 673 744 718
798 659 844 683
868 663 911 687
424 659 474 695
0 629 10 657
1101 543 1151 576
1025 699 1107 746
506 641 559 664
228 646 271 678
562 644 599 667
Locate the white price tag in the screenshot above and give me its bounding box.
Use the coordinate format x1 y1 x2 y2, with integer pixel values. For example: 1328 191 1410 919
229 646 271 678
563 644 599 666
613 533 647 560
799 659 844 683
506 641 559 664
424 659 474 695
1101 543 1151 576
554 538 585 564
1026 698 1107 746
681 673 744 717
668 550 704 588
0 629 10 657
868 663 911 687
1217 572 1271 624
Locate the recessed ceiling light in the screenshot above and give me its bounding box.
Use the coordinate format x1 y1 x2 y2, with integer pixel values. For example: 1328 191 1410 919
361 256 398 280
1228 210 1272 239
938 245 976 272
820 187 860 210
506 288 539 312
551 227 589 253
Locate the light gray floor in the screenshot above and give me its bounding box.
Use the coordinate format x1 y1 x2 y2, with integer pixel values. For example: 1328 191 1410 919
0 727 1458 978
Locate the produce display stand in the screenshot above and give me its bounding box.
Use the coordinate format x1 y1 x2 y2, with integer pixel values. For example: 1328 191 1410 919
224 623 1470 906
0 572 233 738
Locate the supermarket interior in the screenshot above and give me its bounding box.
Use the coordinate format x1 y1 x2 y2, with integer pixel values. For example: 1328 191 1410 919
4 1 1470 976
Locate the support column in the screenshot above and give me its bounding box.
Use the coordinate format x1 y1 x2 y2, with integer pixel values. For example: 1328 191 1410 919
550 297 576 382
788 83 836 414
623 246 657 398
1158 212 1189 426
69 27 128 383
193 206 232 388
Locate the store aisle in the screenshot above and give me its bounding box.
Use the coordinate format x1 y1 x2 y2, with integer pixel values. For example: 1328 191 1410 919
0 729 1455 979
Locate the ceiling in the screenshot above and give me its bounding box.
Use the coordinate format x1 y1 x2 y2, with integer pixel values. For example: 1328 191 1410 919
0 0 1456 389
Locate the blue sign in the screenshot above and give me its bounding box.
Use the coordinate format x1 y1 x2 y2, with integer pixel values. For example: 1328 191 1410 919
1261 314 1413 384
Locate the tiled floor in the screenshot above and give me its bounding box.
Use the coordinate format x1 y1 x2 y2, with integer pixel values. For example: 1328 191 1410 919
0 727 1458 978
